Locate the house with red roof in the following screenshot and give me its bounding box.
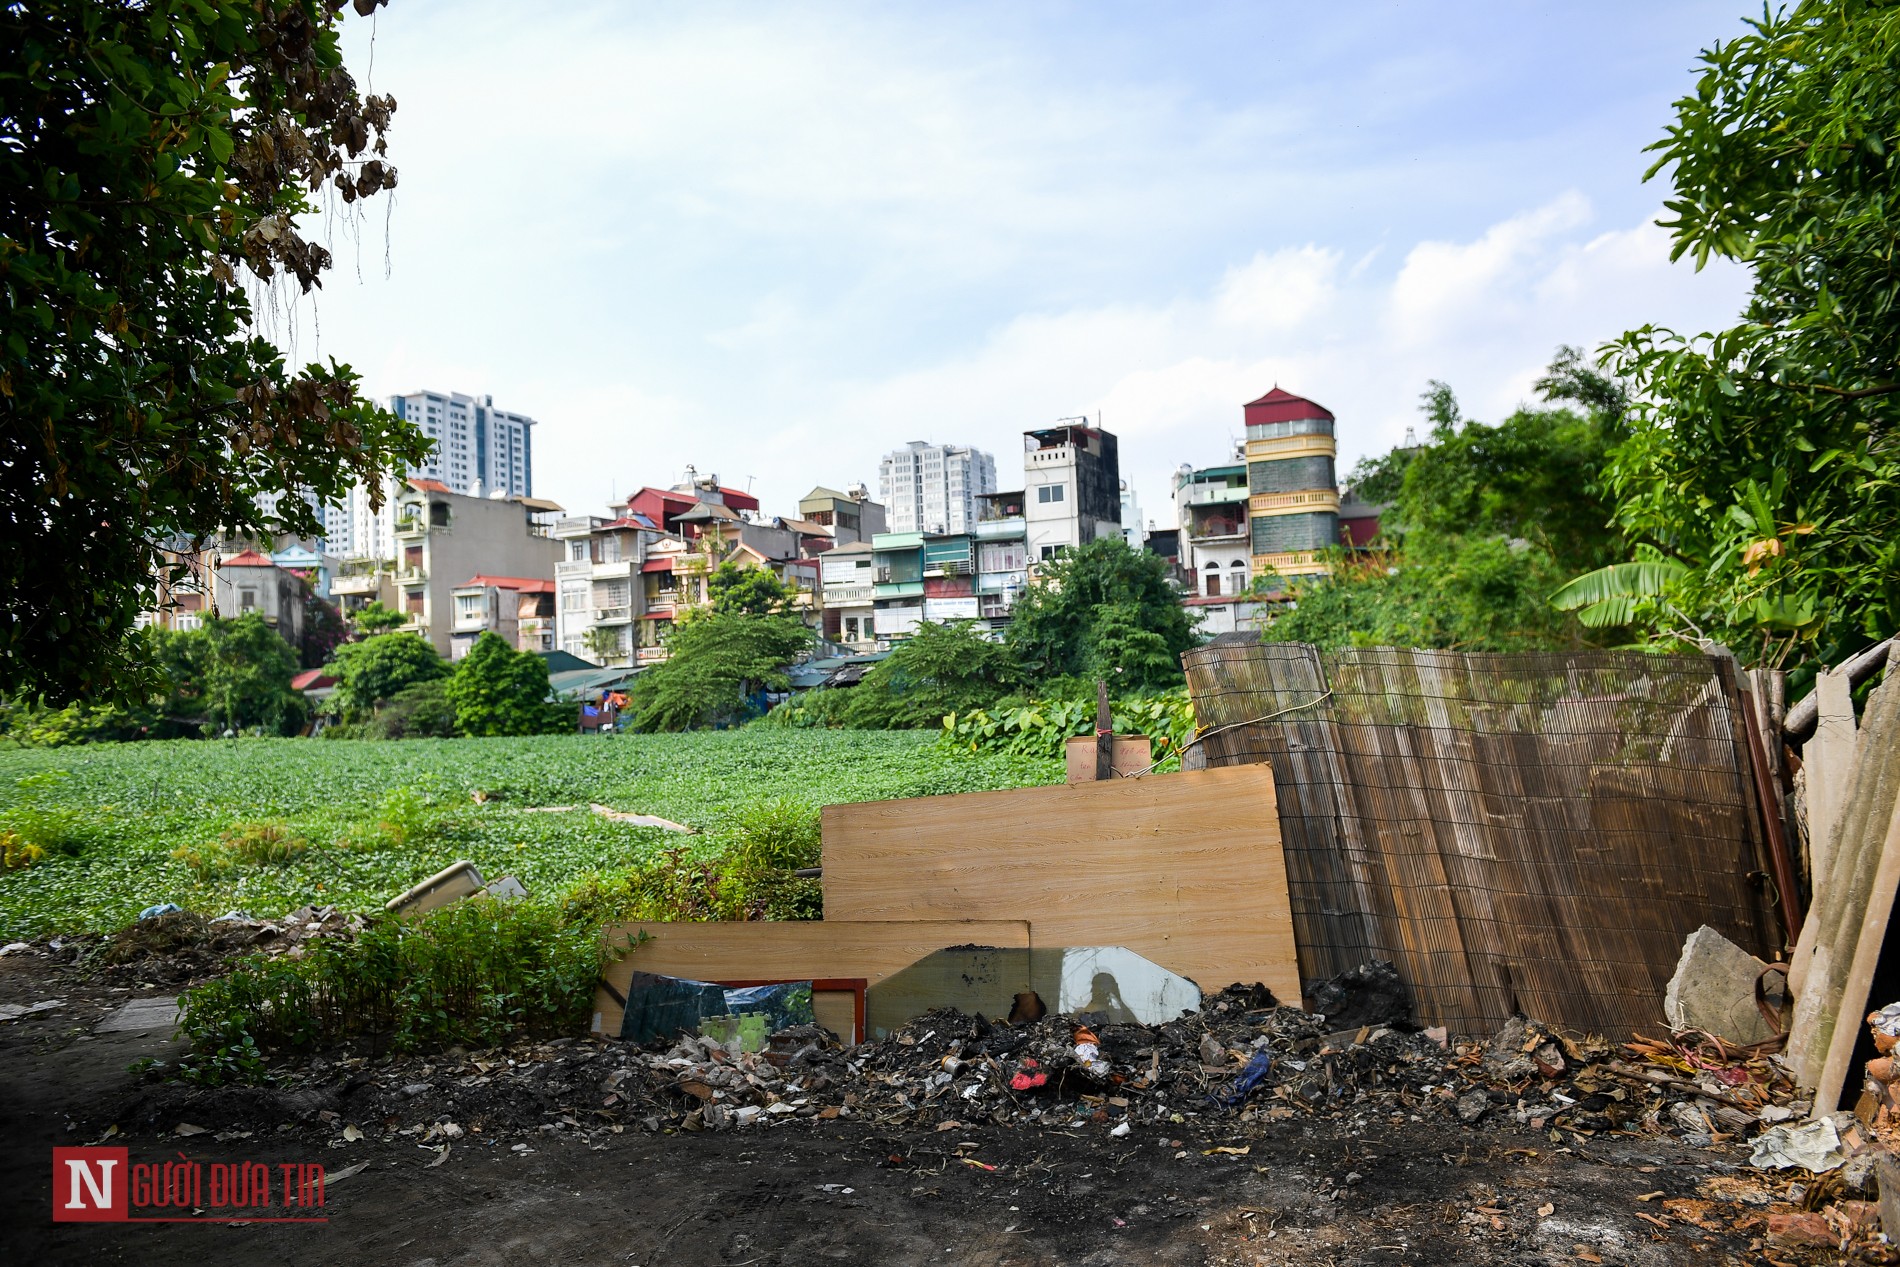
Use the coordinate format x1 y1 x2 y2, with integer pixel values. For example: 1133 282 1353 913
449 574 559 658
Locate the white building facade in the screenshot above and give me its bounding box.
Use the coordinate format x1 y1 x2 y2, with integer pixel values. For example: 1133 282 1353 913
878 441 997 536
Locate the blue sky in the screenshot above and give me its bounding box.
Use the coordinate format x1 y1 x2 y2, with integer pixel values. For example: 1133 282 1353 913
299 1 1756 527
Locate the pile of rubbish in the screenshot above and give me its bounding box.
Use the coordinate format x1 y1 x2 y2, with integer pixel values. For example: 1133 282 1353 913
77 906 364 988
264 971 1824 1156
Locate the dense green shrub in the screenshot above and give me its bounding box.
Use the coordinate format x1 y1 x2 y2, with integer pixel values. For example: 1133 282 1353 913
943 688 1197 770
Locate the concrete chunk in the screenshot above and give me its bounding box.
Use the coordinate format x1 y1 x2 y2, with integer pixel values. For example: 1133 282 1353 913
1664 924 1781 1045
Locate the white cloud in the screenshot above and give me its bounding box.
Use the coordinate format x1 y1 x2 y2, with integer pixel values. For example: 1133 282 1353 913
289 2 1759 529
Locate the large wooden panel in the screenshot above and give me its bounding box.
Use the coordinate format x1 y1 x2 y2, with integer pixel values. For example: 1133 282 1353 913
820 766 1299 1004
591 919 1030 1037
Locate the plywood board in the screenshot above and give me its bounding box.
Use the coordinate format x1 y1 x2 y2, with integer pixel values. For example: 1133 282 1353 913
821 765 1298 1004
591 919 1030 1037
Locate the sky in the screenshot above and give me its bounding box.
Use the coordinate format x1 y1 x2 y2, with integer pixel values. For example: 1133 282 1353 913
292 0 1758 530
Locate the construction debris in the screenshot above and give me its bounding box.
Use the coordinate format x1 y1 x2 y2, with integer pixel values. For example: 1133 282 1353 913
1664 924 1785 1046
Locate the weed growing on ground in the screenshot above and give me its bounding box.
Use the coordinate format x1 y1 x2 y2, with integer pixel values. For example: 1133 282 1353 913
173 898 611 1082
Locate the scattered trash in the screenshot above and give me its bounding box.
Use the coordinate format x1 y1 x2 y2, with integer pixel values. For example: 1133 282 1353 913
327 1160 373 1184
0 941 31 956
1214 1050 1274 1107
385 861 528 916
1750 1116 1847 1172
587 804 692 832
137 903 184 921
0 998 62 1022
173 1122 207 1136
94 996 179 1034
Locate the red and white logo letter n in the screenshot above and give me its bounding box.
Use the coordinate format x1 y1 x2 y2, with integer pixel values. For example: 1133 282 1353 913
52 1147 128 1222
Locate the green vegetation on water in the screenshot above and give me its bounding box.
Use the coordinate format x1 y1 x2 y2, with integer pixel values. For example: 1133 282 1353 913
0 730 1060 938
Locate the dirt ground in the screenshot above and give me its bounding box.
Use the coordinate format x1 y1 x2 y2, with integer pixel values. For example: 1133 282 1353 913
0 949 1808 1267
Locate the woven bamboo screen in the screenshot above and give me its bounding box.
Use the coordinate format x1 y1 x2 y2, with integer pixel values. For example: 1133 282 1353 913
1181 640 1779 1037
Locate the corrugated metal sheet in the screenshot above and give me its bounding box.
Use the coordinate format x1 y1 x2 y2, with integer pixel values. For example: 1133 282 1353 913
1182 642 1778 1036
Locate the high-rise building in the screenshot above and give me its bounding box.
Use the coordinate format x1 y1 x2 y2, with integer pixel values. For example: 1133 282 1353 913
1243 388 1339 583
391 389 535 498
878 441 996 536
317 390 539 559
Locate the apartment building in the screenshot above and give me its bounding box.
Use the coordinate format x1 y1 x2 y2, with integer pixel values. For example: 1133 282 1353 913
391 389 535 499
878 442 997 536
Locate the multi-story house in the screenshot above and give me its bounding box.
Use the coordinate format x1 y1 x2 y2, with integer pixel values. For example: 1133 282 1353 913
551 511 664 668
878 442 996 536
1023 422 1123 561
797 485 889 546
448 575 558 657
1243 388 1339 586
1173 458 1259 635
388 480 563 657
974 491 1029 629
820 541 878 649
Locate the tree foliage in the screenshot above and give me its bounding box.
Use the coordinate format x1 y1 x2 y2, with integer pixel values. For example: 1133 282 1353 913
628 611 811 732
825 620 1020 728
170 612 307 735
0 1 428 705
1263 355 1624 652
351 601 408 634
328 633 447 719
444 632 552 737
706 561 793 617
1592 1 1900 678
1005 538 1198 690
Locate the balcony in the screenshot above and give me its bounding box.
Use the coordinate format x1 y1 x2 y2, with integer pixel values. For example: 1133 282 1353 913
396 565 426 583
556 559 594 578
1182 483 1248 507
1250 489 1342 516
635 646 670 666
1188 514 1247 543
394 516 425 538
592 559 633 580
593 606 632 625
974 516 1026 541
825 584 874 606
331 572 386 595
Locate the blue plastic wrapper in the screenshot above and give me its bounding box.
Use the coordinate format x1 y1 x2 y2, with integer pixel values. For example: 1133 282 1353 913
1214 1050 1274 1107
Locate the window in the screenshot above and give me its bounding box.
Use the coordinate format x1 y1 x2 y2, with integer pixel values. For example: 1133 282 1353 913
455 593 485 623
1040 545 1057 560
405 589 424 615
404 545 423 572
1037 484 1066 504
561 583 589 612
238 587 258 609
569 541 588 561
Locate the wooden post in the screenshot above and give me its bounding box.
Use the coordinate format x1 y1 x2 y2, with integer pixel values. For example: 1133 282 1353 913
1095 679 1113 782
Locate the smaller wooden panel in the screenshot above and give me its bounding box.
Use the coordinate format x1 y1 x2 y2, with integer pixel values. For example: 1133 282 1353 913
1063 736 1153 783
812 990 859 1044
822 765 1298 1003
590 919 1030 1037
